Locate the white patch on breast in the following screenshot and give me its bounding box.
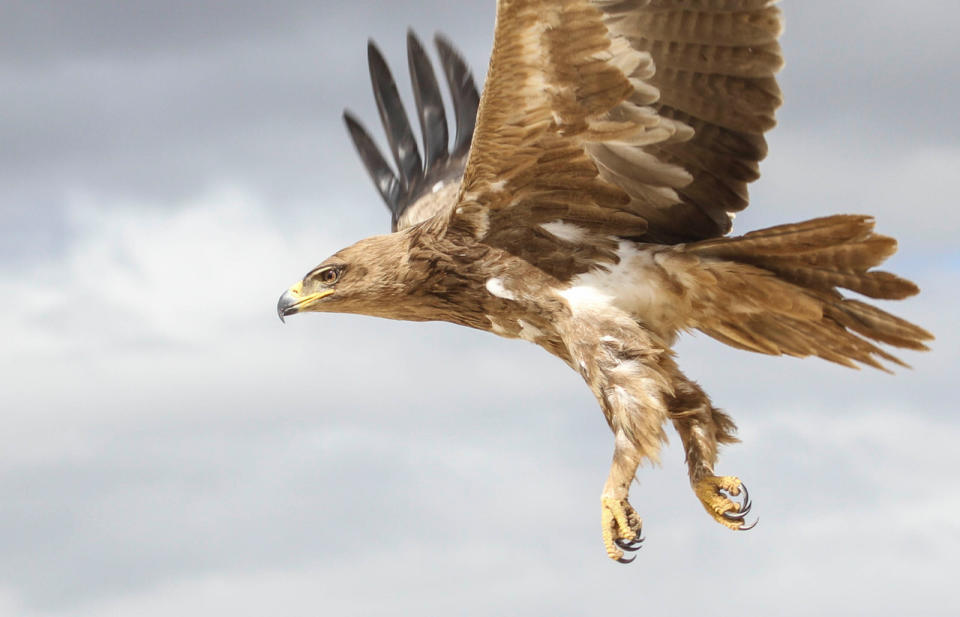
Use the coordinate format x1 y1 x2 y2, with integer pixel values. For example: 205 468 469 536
487 317 510 337
517 319 542 342
540 220 587 243
610 385 637 412
558 241 687 338
485 277 516 301
488 179 507 192
611 359 641 376
558 284 614 312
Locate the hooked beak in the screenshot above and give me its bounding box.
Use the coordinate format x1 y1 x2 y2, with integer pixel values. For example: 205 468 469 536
277 281 334 322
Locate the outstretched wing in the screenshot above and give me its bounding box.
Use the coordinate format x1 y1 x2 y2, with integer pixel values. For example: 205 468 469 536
445 0 783 278
344 31 480 231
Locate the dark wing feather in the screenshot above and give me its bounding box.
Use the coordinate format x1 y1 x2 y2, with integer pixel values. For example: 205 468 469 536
344 32 481 231
343 112 402 221
408 31 449 169
435 34 481 158
368 40 422 192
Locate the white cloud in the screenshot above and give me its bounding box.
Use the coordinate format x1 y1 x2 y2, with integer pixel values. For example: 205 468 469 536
740 136 960 253
2 408 956 617
1 178 956 616
1 185 306 354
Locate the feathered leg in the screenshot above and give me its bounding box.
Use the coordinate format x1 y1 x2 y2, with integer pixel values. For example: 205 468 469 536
667 379 754 530
562 315 674 562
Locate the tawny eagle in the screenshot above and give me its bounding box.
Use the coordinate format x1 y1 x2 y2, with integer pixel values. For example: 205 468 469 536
277 0 932 563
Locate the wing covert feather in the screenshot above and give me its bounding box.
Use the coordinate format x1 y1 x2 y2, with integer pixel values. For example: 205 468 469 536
601 0 784 239
445 0 784 263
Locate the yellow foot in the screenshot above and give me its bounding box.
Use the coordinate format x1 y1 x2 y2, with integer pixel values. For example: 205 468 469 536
693 475 756 531
600 496 644 564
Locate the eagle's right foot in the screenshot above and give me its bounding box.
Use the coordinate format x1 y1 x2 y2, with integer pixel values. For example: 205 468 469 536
601 496 644 563
693 475 756 530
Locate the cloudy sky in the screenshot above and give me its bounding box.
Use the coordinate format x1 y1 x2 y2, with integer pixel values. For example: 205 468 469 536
2 1 958 615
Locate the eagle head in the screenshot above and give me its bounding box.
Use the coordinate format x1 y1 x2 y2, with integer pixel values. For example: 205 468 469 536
277 233 412 322
276 261 342 322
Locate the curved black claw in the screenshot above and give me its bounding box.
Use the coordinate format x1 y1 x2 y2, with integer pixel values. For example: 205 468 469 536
739 517 759 531
617 553 637 564
738 482 752 512
615 536 644 551
720 482 757 529
721 482 752 521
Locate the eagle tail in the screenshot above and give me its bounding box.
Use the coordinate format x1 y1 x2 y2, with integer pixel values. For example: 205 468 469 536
685 215 933 370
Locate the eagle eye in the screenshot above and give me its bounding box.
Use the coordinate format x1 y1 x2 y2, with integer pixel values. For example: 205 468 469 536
317 266 340 285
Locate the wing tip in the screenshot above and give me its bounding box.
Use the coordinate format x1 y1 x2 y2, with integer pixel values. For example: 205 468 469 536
346 32 478 229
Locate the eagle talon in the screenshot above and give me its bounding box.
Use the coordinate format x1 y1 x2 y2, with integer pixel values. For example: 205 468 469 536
615 537 643 551
722 503 751 520
617 554 637 564
738 518 759 531
736 482 751 510
601 496 644 563
722 485 752 521
694 475 758 531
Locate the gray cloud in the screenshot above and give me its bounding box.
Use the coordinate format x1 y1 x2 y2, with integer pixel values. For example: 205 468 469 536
778 1 960 144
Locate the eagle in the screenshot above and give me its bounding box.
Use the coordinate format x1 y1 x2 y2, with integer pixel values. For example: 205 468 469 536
277 0 932 563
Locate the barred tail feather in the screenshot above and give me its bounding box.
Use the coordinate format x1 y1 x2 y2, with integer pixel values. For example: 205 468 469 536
824 298 931 352
686 215 933 369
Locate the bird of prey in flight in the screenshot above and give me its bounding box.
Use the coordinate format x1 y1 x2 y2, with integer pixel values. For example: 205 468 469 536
278 0 932 563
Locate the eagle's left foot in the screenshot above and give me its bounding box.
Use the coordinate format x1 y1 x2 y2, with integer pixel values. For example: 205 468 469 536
693 475 756 530
601 496 644 563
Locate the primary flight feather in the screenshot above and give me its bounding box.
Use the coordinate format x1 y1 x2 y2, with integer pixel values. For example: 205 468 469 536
278 0 932 563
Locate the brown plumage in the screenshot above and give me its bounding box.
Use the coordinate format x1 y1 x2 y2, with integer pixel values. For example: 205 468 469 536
278 0 933 563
